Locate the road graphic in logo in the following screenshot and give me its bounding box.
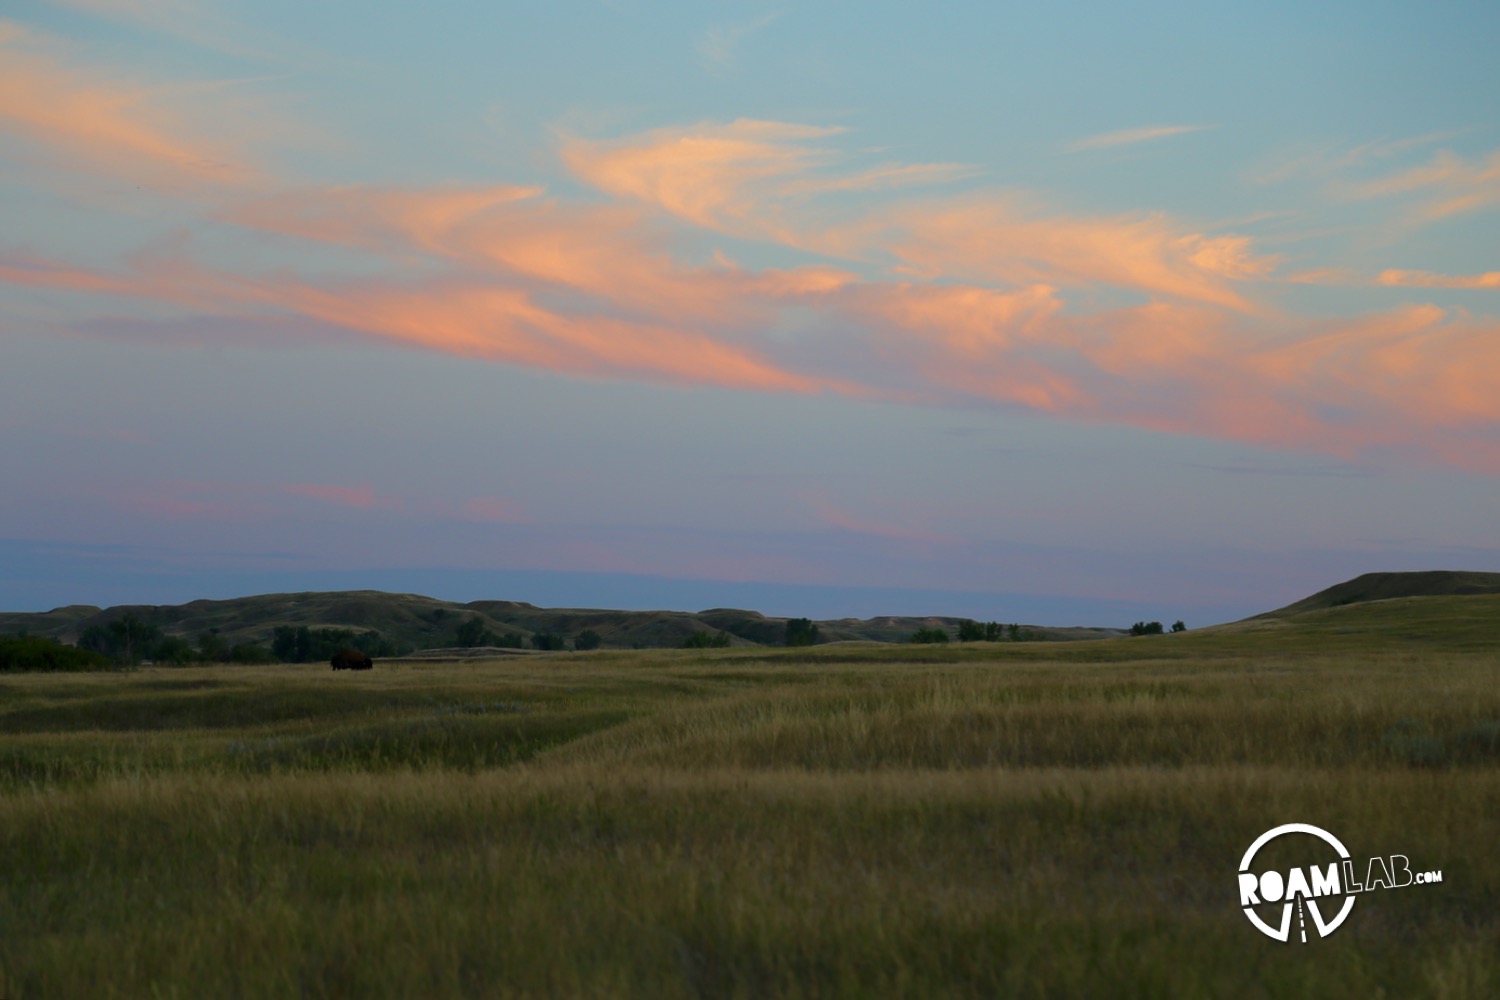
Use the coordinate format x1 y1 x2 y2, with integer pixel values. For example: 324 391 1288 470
1238 822 1443 942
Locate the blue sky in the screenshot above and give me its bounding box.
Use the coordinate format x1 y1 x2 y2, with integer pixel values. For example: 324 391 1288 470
3 1 1498 624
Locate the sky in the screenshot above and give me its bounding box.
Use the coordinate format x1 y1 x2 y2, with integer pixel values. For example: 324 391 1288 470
2 1 1498 625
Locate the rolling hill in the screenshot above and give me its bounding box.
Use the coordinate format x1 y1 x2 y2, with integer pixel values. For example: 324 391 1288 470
1256 570 1500 619
0 590 1120 654
4 570 1494 658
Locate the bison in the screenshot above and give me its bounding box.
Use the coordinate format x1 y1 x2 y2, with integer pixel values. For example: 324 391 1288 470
330 648 373 671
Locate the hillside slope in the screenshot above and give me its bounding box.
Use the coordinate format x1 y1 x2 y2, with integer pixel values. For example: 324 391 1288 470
1257 571 1500 619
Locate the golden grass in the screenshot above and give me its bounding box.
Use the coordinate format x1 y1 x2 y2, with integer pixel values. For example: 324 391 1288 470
2 607 1498 997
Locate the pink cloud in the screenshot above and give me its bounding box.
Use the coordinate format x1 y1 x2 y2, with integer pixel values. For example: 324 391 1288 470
814 499 958 546
282 483 388 509
462 497 525 523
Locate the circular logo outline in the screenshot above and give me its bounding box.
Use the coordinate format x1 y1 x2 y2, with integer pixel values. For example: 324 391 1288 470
1239 822 1356 942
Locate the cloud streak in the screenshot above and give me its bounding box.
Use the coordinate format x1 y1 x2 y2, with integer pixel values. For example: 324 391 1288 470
1069 124 1212 151
1341 147 1500 220
0 20 269 190
1377 269 1500 289
696 12 780 75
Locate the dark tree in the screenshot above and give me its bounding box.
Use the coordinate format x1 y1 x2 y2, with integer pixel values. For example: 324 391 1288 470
1171 620 1187 633
910 626 950 644
531 632 567 651
272 626 311 662
785 618 820 647
455 616 496 648
1130 621 1165 636
198 630 229 662
574 629 603 651
79 614 162 665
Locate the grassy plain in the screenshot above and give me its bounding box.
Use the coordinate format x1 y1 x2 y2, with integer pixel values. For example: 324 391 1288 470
2 595 1498 997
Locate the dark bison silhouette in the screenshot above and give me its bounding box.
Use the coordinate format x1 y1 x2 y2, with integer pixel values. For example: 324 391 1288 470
330 649 373 671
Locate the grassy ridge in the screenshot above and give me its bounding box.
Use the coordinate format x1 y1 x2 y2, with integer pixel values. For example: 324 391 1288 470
2 597 1498 996
0 589 1121 654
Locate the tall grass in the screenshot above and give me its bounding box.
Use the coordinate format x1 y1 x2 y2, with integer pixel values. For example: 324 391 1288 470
2 607 1498 997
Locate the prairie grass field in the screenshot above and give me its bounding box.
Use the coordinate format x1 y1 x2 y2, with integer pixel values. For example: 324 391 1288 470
2 596 1498 997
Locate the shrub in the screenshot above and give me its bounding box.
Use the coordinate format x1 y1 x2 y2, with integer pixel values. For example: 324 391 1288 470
574 630 603 651
910 627 950 644
151 635 197 666
1171 620 1187 633
682 630 731 649
530 632 567 651
0 635 110 672
198 631 229 662
1130 621 1165 636
228 643 274 664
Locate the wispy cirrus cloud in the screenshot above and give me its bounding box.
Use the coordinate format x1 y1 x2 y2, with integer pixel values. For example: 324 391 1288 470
1344 148 1500 220
1250 131 1464 185
1377 269 1500 289
696 12 780 75
559 118 843 238
0 20 269 190
1068 124 1212 152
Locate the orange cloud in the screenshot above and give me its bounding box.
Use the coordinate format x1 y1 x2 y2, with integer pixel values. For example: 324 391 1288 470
1345 148 1500 220
5 79 1496 478
229 184 859 329
560 119 840 238
867 200 1275 311
0 253 134 295
241 272 860 397
226 184 546 255
1377 269 1500 289
0 21 259 189
562 120 1277 311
